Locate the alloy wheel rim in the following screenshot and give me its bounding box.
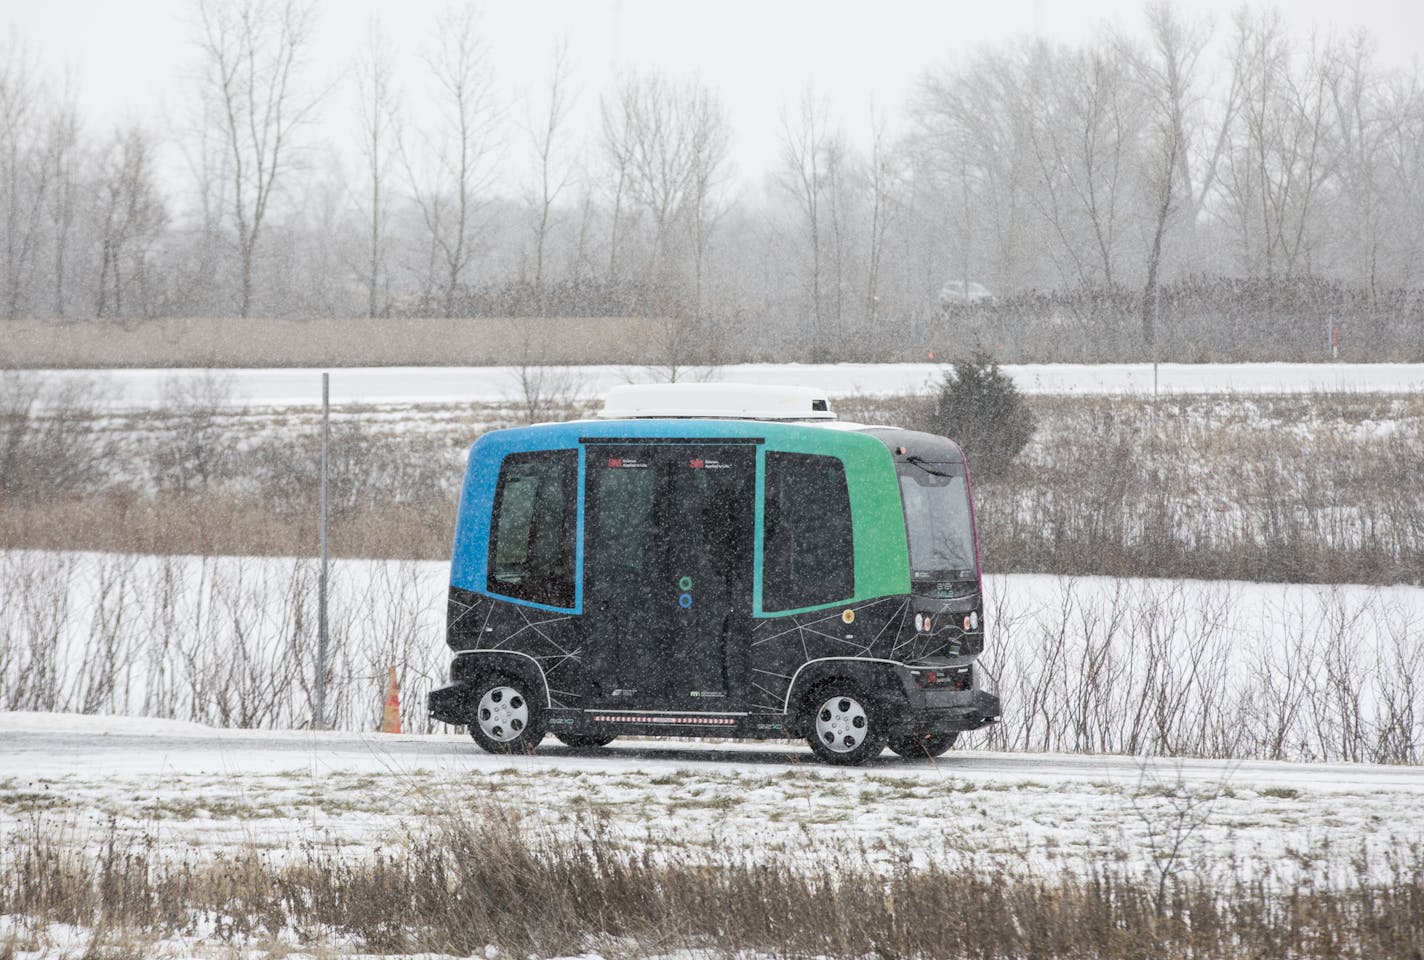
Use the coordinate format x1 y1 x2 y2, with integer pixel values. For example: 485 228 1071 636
814 695 868 753
477 686 528 742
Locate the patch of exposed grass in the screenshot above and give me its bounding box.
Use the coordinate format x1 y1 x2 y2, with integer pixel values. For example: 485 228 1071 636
664 793 744 814
0 792 71 814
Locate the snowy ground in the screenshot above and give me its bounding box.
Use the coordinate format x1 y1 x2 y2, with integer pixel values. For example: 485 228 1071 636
5 362 1419 957
1 710 1419 891
5 554 1423 957
22 361 1424 410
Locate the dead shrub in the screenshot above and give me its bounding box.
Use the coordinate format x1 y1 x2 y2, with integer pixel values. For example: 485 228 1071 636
0 372 111 502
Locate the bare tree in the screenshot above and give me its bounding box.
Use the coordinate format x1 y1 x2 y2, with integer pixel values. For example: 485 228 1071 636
0 28 48 320
527 39 575 314
863 108 898 330
1381 68 1424 287
195 0 318 318
822 131 851 349
913 43 1043 296
1024 42 1090 288
1129 2 1210 347
602 72 730 316
95 125 167 319
567 176 599 285
683 83 731 322
354 18 397 318
599 85 635 285
1028 41 1142 289
1322 31 1399 295
151 371 239 493
1218 9 1334 279
44 78 82 319
400 5 497 317
779 89 832 355
176 81 234 315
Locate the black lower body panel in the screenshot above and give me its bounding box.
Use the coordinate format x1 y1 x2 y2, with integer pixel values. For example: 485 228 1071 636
429 682 474 725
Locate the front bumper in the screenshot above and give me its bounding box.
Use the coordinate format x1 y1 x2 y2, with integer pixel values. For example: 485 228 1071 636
890 688 1001 735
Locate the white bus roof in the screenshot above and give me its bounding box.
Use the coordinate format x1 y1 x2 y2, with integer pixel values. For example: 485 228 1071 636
598 383 837 421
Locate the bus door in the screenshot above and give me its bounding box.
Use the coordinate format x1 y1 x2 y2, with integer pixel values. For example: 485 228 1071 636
583 442 756 707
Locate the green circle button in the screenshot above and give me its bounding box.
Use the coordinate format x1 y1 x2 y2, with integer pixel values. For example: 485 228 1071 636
678 575 693 591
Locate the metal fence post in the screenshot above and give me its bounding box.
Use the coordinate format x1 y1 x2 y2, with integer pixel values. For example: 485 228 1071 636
316 371 330 729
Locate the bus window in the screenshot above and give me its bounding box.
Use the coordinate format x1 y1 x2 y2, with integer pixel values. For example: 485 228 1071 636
763 452 854 611
589 462 656 591
896 460 976 580
487 450 577 608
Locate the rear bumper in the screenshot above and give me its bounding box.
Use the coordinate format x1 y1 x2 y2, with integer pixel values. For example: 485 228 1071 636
428 682 472 726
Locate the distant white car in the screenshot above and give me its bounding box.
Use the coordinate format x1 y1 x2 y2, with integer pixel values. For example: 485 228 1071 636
937 280 994 308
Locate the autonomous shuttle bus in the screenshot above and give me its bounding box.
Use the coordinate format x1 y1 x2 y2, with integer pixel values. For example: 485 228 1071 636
428 384 1001 764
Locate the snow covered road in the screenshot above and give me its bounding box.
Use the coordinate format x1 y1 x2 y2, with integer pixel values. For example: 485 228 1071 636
2 712 1419 886
5 712 1423 793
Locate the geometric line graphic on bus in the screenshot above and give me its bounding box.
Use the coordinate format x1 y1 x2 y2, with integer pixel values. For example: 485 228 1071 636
431 390 998 764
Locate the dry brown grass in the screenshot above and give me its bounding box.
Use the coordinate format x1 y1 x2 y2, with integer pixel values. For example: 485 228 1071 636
1 315 689 368
3 373 1422 584
4 804 1422 958
845 389 1424 586
0 494 451 561
7 375 1420 761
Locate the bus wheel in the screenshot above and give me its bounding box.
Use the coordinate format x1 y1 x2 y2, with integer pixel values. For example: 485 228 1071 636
888 732 958 760
805 683 888 765
468 674 545 754
554 732 617 749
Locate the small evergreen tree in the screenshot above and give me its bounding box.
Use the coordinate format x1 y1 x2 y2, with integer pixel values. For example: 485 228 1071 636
926 352 1035 479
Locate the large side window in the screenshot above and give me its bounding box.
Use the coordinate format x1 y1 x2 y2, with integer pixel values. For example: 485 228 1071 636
588 460 656 592
487 450 577 608
763 452 854 611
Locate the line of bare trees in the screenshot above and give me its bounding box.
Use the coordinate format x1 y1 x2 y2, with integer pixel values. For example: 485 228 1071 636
0 550 443 732
2 1 1423 358
912 5 1424 317
979 576 1424 764
2 548 1419 762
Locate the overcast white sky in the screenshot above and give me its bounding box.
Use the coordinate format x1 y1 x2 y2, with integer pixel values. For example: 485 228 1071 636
6 0 1423 192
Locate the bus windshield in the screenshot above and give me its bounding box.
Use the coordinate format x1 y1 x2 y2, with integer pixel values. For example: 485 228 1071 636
896 459 977 581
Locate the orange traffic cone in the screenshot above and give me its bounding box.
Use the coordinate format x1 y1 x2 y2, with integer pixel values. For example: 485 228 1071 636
380 665 402 734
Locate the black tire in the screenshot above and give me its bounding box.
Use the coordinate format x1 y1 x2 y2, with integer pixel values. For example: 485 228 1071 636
467 673 545 754
804 682 888 765
888 731 959 760
554 731 617 749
